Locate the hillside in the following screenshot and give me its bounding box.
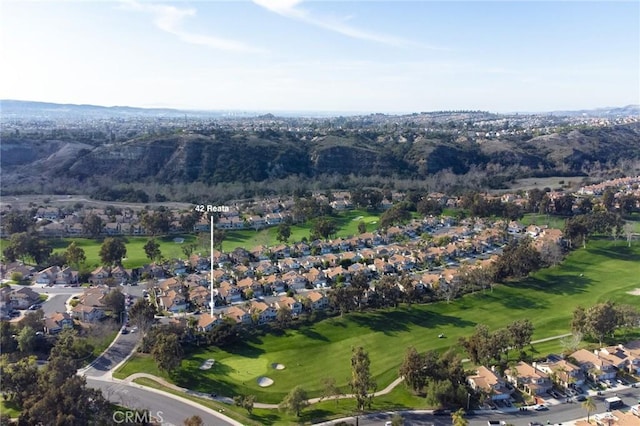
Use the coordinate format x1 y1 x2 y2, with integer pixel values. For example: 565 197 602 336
2 122 639 199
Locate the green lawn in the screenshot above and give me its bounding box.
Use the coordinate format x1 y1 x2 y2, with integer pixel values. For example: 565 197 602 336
116 239 640 406
221 210 381 252
45 235 198 269
0 399 21 418
520 213 566 230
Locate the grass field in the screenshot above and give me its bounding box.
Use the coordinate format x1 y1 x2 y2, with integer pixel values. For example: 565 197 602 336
115 238 640 406
0 400 21 418
221 209 381 252
1 210 382 269
45 235 199 269
520 213 567 230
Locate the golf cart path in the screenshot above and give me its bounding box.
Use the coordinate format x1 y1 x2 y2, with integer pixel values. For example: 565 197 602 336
119 332 572 409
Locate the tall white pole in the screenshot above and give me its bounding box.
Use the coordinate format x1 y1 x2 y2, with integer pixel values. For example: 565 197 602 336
210 215 214 316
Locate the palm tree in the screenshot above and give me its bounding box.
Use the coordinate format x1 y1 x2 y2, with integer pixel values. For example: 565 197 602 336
451 408 468 426
582 396 596 423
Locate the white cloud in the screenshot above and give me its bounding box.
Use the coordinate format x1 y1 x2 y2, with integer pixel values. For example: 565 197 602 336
252 0 437 49
122 1 267 53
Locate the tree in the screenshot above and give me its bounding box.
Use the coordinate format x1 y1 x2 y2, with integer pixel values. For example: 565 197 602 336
103 288 125 319
279 386 309 417
183 415 204 426
233 395 255 414
64 241 86 267
399 346 427 394
2 211 34 234
310 217 337 241
128 298 156 334
357 220 367 234
320 377 341 404
0 320 17 353
390 413 404 426
379 202 412 229
140 207 173 236
99 237 127 266
275 306 292 329
82 213 104 238
180 210 202 233
144 238 162 262
571 305 588 335
507 319 534 352
17 326 37 353
151 333 183 372
276 223 291 243
350 346 376 411
582 396 596 423
451 408 468 426
2 232 52 265
585 301 618 345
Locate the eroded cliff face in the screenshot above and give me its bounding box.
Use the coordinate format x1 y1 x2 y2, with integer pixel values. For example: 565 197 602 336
2 123 639 190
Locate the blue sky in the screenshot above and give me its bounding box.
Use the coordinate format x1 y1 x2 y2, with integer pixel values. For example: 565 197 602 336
2 0 639 113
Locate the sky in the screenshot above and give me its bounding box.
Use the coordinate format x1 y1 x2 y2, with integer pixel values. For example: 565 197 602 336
1 0 639 114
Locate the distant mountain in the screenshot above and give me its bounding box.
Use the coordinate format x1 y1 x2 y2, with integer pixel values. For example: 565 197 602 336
547 105 640 117
0 99 247 120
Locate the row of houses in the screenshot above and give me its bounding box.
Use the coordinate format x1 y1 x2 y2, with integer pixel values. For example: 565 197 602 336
195 291 330 331
468 341 640 401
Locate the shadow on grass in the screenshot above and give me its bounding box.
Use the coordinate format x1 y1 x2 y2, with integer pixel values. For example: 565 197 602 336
587 245 640 262
348 307 474 335
249 412 282 425
299 327 330 342
504 274 592 297
476 289 549 310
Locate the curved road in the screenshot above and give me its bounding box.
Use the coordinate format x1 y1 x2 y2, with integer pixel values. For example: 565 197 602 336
78 319 239 425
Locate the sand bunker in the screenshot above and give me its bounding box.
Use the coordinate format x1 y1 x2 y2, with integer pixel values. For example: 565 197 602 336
257 376 274 387
628 288 640 296
199 359 215 370
271 363 286 370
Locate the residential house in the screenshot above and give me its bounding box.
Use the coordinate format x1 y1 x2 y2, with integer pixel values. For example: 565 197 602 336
89 266 111 286
224 306 252 325
71 287 108 322
216 281 242 304
467 366 512 401
44 312 74 334
197 313 223 332
159 290 187 313
189 286 211 309
534 359 585 389
596 346 630 370
34 265 78 286
306 291 329 311
620 341 640 375
9 287 40 309
249 301 278 325
505 361 552 396
570 349 617 382
276 296 303 316
282 271 307 291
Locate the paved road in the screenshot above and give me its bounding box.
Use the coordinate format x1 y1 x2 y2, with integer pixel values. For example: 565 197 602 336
86 378 238 426
319 388 640 426
81 322 140 378
80 315 240 426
